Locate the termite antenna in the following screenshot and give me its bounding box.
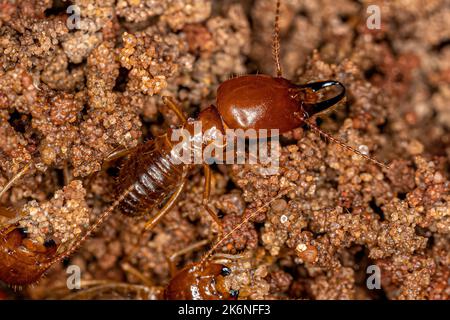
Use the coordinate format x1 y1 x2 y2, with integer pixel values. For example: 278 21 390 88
0 163 31 199
304 119 390 170
273 0 282 77
199 185 295 266
42 185 135 268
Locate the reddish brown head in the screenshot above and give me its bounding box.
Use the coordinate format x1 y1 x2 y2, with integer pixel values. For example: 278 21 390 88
164 262 238 300
0 225 57 286
216 74 345 134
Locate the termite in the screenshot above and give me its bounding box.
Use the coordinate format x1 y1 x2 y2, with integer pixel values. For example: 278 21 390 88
0 0 388 288
141 188 296 300
161 241 241 300
55 240 239 300
62 188 291 300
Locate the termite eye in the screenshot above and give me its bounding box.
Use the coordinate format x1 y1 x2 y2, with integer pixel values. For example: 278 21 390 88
220 266 231 276
44 239 56 248
229 289 239 298
17 227 28 238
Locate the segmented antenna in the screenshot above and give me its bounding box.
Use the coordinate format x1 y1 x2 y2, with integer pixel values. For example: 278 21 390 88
42 184 135 268
199 118 388 264
273 0 282 77
304 120 390 170
200 185 295 266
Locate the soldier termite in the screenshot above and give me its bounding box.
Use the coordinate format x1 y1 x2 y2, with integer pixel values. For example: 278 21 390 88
0 0 388 288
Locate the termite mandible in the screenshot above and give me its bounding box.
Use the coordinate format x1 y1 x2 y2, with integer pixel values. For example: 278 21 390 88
0 0 388 289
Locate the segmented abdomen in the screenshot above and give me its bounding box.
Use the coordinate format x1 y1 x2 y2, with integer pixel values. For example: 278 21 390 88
116 135 186 217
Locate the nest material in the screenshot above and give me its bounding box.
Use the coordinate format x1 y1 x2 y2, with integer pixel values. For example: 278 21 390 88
0 0 449 300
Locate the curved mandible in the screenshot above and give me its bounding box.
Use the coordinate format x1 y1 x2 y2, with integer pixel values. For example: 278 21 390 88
298 80 346 115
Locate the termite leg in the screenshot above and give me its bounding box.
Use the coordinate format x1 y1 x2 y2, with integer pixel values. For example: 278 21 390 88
202 164 223 235
166 239 209 277
211 253 243 265
0 164 31 219
64 282 157 300
0 206 16 219
162 96 187 124
144 180 186 231
103 146 136 164
121 262 154 287
90 146 137 188
0 163 31 199
122 182 196 274
63 161 72 185
48 279 112 296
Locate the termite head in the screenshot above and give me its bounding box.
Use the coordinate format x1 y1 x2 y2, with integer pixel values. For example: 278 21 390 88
216 75 346 134
0 225 58 286
164 262 239 300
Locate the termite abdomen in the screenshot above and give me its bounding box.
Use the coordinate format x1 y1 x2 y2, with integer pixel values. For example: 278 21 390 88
116 135 185 217
0 225 58 286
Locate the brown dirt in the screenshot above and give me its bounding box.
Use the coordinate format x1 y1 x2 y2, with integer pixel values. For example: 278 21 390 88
0 0 449 300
